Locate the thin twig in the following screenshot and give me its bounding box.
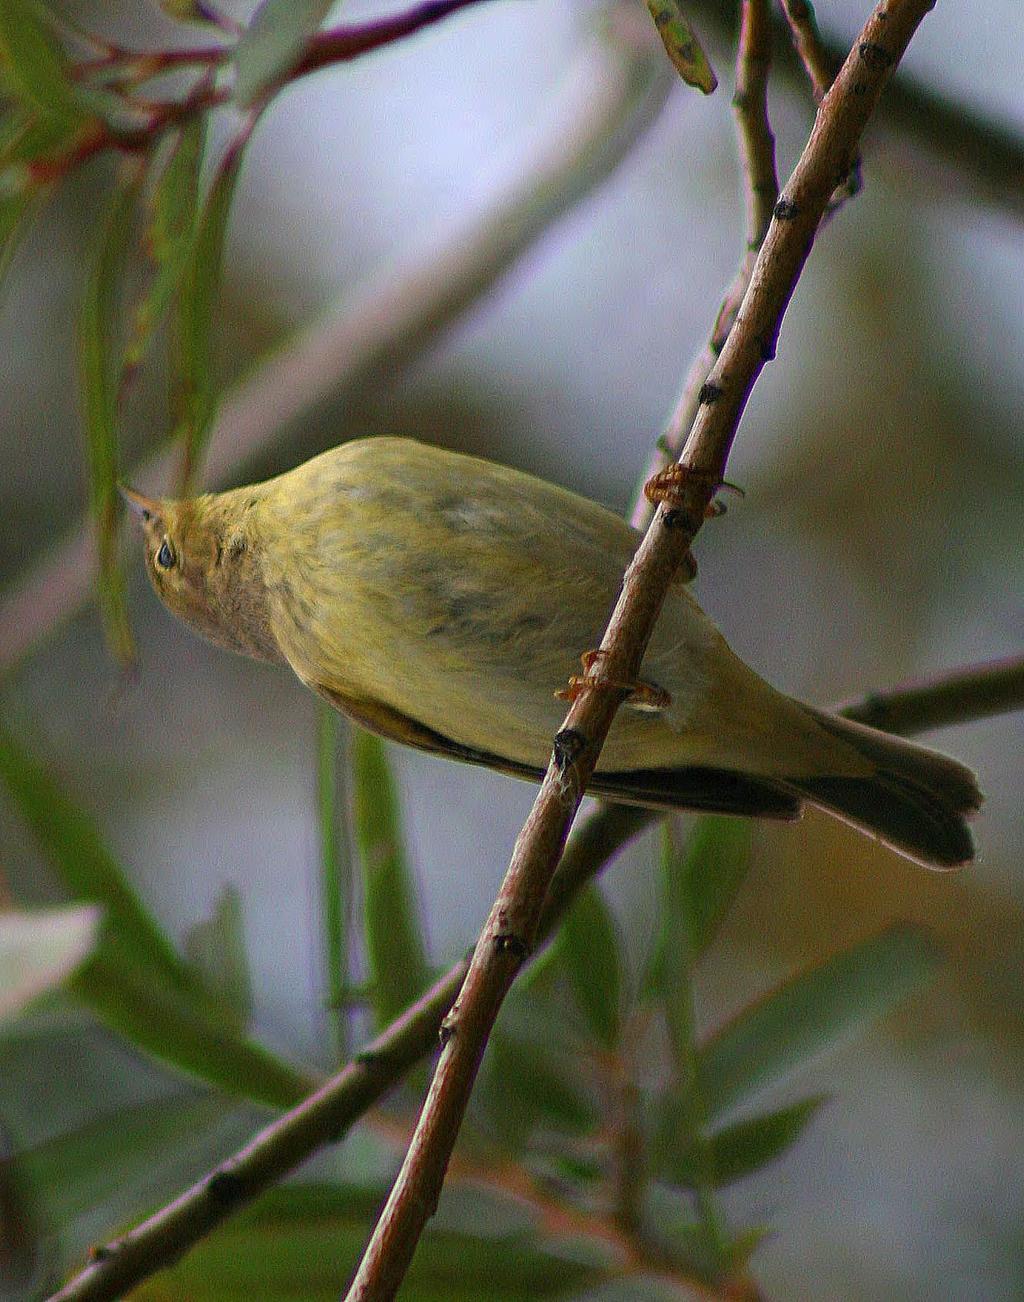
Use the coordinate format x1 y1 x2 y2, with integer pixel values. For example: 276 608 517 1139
47 651 1021 1301
0 12 672 679
344 5 939 1298
778 0 833 103
632 0 777 530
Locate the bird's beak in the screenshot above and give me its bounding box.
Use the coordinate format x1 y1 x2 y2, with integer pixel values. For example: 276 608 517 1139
118 485 162 525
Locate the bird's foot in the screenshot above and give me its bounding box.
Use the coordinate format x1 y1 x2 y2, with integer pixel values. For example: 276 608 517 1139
556 649 672 713
643 465 743 580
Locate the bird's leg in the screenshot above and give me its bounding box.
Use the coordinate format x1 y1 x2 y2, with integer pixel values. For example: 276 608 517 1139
643 465 741 579
556 650 672 713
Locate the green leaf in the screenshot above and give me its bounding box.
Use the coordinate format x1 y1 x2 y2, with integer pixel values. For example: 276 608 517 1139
0 905 100 1023
233 0 335 107
643 818 753 1005
351 731 428 1029
556 884 622 1050
183 884 253 1031
0 0 88 129
18 1092 238 1243
124 116 207 378
173 129 248 492
657 1094 827 1188
79 173 139 666
682 816 753 955
70 932 313 1109
128 1183 603 1299
0 720 313 1108
699 925 939 1123
0 179 38 294
478 1025 597 1152
645 0 717 94
317 704 350 1062
0 719 184 988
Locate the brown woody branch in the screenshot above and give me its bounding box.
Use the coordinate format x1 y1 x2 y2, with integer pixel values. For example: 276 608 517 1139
778 0 834 103
633 0 777 530
343 4 940 1299
48 650 1023 1302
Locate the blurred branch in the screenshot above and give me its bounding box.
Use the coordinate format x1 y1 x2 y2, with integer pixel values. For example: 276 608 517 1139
47 649 1021 1302
0 10 671 679
839 654 1024 736
696 0 1024 222
633 0 777 530
777 0 832 104
343 5 937 1299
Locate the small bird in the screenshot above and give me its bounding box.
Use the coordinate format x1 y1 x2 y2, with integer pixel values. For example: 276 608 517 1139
124 437 980 868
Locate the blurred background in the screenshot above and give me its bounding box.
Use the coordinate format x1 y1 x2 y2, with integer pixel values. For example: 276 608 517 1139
1 0 1022 1297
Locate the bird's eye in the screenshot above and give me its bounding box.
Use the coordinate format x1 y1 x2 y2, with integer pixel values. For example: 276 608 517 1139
156 539 176 570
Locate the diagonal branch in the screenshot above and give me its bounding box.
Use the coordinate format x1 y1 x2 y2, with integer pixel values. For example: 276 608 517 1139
633 0 777 530
47 651 1023 1302
344 3 940 1299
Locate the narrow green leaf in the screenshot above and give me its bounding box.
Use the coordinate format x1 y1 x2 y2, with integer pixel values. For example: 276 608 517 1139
657 1094 827 1188
174 129 248 493
645 0 717 93
79 173 139 665
478 1028 597 1151
233 0 335 107
18 1093 235 1233
0 0 87 129
317 703 349 1062
71 931 312 1109
124 116 207 378
557 884 622 1050
183 884 254 1031
0 719 184 987
351 731 428 1028
0 905 100 1023
0 721 312 1107
0 180 38 294
699 925 940 1122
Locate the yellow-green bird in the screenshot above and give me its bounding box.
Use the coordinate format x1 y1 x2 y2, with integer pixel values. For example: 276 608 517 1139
124 437 980 868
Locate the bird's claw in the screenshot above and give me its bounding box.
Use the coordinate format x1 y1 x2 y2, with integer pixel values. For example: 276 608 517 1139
555 649 672 712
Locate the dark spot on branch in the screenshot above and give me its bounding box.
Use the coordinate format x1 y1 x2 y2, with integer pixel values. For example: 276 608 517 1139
858 41 893 70
493 931 530 961
553 728 586 769
206 1171 244 1207
88 1243 114 1263
438 1015 456 1047
698 382 724 405
774 197 800 221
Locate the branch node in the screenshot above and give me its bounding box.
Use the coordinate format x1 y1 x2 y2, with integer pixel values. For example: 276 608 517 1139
774 196 801 220
553 727 587 769
206 1170 245 1208
492 931 531 962
697 381 724 404
858 40 895 69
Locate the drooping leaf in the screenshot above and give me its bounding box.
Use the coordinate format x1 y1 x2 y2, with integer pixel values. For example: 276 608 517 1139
0 0 87 130
183 884 253 1031
699 925 939 1123
124 115 207 379
173 128 249 492
645 0 716 93
317 703 350 1062
79 173 140 666
70 931 313 1109
478 1026 597 1152
17 1092 240 1258
0 181 39 295
656 1094 827 1188
233 0 335 107
0 721 313 1107
0 906 100 1023
128 1183 603 1299
350 731 428 1029
556 884 622 1051
0 719 184 987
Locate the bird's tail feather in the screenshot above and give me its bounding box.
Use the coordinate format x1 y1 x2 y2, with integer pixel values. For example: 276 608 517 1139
786 705 982 869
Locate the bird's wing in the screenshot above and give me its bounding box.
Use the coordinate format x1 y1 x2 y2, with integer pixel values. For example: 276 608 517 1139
312 680 800 820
